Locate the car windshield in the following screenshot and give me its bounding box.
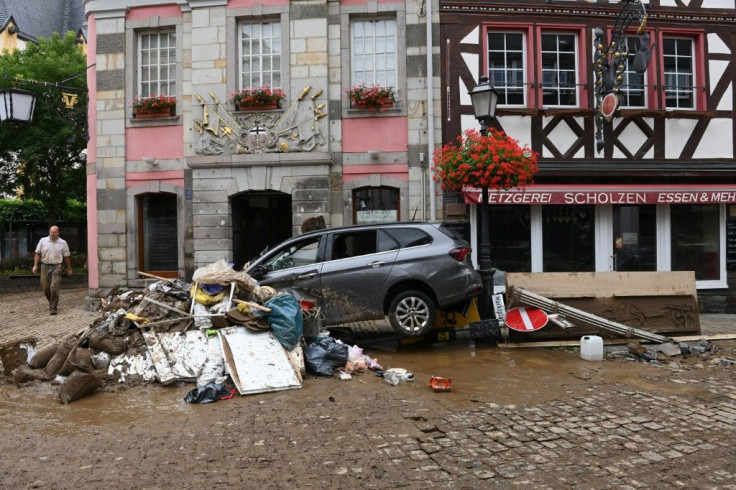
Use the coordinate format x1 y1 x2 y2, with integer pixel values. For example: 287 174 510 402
264 237 320 271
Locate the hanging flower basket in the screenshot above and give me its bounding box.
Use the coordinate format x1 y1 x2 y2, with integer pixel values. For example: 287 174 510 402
132 95 176 118
347 84 397 111
230 85 285 111
432 128 539 192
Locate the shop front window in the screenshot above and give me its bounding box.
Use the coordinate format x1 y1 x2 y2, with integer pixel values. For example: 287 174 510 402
353 187 399 224
542 205 595 272
613 205 656 271
671 204 720 280
489 206 531 272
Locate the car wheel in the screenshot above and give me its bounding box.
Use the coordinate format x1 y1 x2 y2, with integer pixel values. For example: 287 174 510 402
388 290 435 336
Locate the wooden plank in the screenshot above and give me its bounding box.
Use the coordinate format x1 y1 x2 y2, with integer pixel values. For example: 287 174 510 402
232 298 271 312
507 271 696 298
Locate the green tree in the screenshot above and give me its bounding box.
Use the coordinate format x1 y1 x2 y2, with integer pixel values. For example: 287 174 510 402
0 32 87 225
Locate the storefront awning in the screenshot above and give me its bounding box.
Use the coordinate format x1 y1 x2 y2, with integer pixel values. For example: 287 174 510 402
462 184 736 205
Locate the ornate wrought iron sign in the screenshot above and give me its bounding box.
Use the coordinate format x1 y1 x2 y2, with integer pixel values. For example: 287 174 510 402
593 0 653 153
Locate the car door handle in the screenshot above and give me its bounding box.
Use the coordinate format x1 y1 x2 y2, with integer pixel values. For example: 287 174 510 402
369 261 387 267
297 272 317 279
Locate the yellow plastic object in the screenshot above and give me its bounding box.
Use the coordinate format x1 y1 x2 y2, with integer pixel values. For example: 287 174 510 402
189 283 228 305
400 298 481 345
125 313 149 324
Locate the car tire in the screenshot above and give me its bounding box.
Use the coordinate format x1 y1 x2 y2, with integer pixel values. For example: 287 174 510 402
388 290 436 337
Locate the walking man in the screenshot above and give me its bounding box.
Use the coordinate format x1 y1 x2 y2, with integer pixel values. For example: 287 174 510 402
32 226 73 315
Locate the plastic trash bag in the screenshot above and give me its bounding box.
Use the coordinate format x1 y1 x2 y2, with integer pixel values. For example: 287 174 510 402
263 295 303 351
305 337 349 376
184 382 232 404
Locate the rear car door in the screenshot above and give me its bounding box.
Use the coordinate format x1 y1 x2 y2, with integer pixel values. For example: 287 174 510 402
253 235 324 304
319 229 399 324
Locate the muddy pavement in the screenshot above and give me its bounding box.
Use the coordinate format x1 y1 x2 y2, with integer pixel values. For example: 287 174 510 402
1 289 735 488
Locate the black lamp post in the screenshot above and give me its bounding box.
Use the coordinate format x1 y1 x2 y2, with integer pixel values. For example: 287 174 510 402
0 88 37 124
468 76 499 320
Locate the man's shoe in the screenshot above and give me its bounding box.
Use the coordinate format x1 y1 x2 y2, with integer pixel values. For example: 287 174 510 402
50 310 57 315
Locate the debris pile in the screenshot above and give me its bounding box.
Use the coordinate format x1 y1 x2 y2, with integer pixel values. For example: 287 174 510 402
1 260 394 403
605 339 736 369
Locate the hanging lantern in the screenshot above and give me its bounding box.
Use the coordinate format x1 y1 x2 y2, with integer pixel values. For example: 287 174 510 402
0 88 37 124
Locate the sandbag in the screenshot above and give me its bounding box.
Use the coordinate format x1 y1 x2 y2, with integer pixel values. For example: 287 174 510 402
29 343 58 369
59 348 93 376
44 336 77 378
13 364 48 384
0 338 36 375
88 330 126 355
59 369 104 404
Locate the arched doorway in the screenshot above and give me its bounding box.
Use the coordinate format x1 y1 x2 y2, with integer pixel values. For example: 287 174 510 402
231 190 292 270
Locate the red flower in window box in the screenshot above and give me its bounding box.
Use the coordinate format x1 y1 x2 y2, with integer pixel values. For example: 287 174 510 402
347 84 397 111
230 85 286 111
132 95 176 118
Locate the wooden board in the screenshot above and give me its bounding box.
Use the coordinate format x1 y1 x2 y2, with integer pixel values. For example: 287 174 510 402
507 271 696 298
505 272 700 340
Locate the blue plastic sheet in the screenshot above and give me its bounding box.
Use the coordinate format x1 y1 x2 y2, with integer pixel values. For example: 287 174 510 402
263 295 303 350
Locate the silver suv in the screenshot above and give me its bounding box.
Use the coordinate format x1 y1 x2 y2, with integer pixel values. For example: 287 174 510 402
247 222 482 336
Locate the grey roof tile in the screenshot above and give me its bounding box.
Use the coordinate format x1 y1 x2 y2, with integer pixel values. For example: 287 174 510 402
0 0 84 41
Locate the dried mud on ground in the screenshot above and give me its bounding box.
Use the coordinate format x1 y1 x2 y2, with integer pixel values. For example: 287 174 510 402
1 340 735 488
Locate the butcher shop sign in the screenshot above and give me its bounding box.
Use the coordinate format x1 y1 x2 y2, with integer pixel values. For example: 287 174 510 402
463 185 736 206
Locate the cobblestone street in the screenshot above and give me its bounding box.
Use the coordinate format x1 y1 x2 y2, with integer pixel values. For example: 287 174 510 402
0 288 735 488
390 379 736 487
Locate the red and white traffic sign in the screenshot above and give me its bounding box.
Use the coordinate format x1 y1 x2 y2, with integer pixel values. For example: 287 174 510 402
504 307 549 332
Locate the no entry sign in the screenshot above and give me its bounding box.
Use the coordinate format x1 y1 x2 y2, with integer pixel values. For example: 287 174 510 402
505 307 549 332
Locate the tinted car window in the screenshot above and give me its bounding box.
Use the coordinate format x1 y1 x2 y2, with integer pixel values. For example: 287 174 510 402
264 237 320 271
378 230 400 252
386 228 433 248
331 230 377 259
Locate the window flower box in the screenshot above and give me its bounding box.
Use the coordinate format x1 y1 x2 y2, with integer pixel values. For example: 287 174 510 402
347 84 397 111
132 95 176 118
230 85 286 111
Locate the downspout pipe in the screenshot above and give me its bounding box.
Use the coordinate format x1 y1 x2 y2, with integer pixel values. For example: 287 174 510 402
426 0 437 220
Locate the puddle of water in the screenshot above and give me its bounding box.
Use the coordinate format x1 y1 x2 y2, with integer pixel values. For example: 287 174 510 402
360 339 706 405
0 382 195 436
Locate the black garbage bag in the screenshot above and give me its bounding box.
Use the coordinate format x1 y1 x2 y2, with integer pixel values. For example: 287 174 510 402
184 382 232 404
305 337 349 376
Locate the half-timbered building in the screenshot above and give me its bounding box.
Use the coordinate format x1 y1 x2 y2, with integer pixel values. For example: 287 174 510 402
440 0 736 312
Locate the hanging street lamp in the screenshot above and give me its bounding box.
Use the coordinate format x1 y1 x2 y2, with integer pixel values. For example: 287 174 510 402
0 87 37 124
468 76 499 321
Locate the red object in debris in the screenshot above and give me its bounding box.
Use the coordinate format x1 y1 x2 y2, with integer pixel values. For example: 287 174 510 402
505 307 549 332
300 300 316 311
429 376 453 392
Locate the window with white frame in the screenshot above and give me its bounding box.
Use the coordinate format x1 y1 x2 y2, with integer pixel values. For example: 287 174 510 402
138 31 176 97
541 33 578 107
487 32 526 106
619 35 646 108
239 20 281 89
351 18 396 87
663 37 695 109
